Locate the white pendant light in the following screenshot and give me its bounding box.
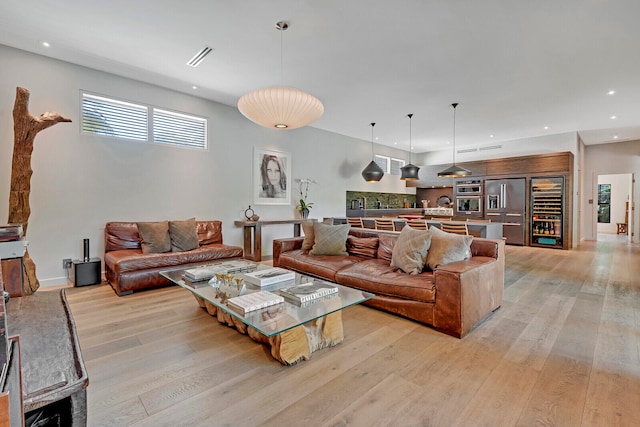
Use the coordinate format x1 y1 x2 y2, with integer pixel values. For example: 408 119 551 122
237 21 324 130
400 113 420 180
438 103 471 178
361 122 384 182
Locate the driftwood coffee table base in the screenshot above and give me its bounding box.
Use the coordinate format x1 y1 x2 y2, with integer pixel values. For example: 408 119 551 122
191 295 344 365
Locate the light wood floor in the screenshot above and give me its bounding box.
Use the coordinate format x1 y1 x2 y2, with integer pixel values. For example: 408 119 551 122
63 240 640 427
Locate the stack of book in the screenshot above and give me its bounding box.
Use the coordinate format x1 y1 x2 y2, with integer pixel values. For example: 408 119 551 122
278 282 338 305
0 224 23 242
183 260 257 282
242 268 295 287
226 291 284 315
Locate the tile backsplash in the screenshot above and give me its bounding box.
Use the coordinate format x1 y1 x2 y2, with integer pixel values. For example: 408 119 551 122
347 191 417 209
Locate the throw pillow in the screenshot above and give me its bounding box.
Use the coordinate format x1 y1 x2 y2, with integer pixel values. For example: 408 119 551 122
309 223 350 256
168 218 199 252
137 221 171 254
426 225 473 270
347 235 379 258
390 226 433 274
301 220 316 251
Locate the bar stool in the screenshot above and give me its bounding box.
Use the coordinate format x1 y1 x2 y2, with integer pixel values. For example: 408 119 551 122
374 219 396 231
440 221 469 235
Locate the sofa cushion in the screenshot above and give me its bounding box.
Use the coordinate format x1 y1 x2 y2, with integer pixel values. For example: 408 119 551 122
277 250 367 282
196 221 223 245
377 233 398 262
347 235 379 258
137 221 171 253
104 243 244 275
426 226 473 270
169 218 200 252
336 259 436 303
310 223 350 256
390 226 433 274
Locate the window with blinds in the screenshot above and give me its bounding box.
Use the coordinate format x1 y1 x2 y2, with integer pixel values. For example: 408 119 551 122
390 158 405 175
153 108 207 149
81 93 148 141
81 92 208 150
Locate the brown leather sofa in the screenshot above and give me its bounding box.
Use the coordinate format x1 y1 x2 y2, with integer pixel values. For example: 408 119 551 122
104 221 243 296
273 228 505 338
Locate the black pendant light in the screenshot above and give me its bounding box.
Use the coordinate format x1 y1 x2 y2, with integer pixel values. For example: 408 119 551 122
400 113 420 180
438 103 471 178
361 122 385 182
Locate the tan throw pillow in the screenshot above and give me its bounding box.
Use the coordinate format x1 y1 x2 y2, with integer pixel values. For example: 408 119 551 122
426 225 473 270
301 220 316 251
390 226 433 274
168 218 199 252
347 235 379 258
309 223 350 256
137 221 171 253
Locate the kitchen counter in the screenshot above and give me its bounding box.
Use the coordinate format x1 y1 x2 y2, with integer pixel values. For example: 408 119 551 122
346 208 423 218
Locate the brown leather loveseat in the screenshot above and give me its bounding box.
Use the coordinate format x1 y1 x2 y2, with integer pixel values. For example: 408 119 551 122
273 228 504 338
104 220 243 296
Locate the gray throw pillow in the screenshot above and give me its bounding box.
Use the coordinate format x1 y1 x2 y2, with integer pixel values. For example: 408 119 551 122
426 225 473 270
390 226 433 274
137 221 171 253
169 218 199 252
309 223 350 256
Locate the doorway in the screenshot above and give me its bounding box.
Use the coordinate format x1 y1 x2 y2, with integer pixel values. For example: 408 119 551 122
596 173 633 242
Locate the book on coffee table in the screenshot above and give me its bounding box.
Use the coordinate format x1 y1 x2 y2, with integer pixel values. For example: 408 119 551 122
226 290 284 315
242 268 295 287
183 266 225 282
278 282 338 305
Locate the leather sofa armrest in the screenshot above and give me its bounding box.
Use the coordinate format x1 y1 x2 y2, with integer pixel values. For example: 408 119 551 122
273 237 304 267
432 239 505 338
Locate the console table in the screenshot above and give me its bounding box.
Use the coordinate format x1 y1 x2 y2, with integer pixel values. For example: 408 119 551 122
234 219 313 262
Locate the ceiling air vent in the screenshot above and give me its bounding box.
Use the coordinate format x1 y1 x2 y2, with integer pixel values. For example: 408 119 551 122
479 144 502 151
457 148 478 154
187 46 213 67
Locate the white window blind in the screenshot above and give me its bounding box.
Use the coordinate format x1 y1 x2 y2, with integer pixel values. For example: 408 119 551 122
152 108 207 149
81 93 148 141
374 155 390 173
390 158 405 175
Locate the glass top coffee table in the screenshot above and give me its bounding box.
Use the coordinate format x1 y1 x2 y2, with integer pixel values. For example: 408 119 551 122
160 260 373 365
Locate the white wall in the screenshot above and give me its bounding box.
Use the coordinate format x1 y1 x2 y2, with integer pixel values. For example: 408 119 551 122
596 174 631 235
0 45 413 286
583 140 640 242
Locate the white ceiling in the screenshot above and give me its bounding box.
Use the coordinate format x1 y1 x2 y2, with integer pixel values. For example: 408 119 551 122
2 0 640 153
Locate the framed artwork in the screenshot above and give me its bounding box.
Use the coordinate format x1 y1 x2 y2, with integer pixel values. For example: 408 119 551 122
254 148 291 205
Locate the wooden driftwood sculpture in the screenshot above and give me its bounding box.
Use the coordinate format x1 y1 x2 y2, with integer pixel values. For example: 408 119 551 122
8 87 71 295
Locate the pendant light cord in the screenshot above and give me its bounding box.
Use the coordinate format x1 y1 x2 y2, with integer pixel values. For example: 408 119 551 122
407 113 414 164
276 21 289 85
370 123 376 159
451 103 458 165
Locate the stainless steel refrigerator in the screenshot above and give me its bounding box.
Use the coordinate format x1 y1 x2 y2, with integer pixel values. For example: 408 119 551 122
485 178 526 245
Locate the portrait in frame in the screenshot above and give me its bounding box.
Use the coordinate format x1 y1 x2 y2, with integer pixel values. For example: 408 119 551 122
254 148 291 205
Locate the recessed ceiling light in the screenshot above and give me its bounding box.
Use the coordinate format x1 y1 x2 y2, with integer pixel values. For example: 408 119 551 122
608 90 616 95
394 142 397 145
489 134 494 138
192 85 197 90
613 135 619 139
611 115 617 120
41 41 50 47
544 126 549 130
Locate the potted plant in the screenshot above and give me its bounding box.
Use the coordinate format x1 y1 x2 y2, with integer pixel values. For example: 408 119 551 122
296 178 317 219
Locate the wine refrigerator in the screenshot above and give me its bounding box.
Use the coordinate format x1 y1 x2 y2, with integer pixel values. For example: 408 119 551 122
530 177 564 249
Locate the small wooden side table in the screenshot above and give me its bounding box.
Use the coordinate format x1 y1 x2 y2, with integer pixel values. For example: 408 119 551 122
234 219 313 262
